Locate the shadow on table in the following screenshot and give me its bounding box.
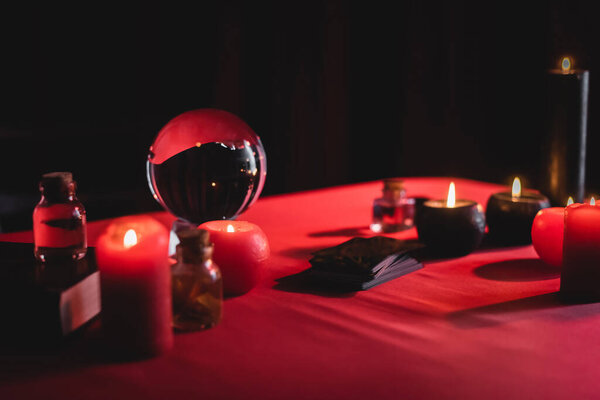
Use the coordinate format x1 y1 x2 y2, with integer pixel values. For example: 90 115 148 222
277 246 323 260
447 291 600 329
466 234 534 255
474 259 560 282
272 270 357 298
307 226 371 238
0 319 166 384
480 234 525 248
447 292 561 329
0 324 88 383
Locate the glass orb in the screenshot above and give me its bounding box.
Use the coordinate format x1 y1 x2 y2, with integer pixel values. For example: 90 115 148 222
147 109 267 225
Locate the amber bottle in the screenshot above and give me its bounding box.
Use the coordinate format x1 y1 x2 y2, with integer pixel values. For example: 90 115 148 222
171 229 223 331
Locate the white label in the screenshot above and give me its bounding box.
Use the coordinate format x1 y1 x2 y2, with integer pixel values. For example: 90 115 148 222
59 272 101 335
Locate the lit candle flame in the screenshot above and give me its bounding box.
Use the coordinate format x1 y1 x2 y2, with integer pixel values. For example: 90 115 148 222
567 196 574 206
512 177 522 198
123 229 138 248
226 224 235 233
370 223 382 233
447 182 456 208
561 57 571 73
591 197 596 206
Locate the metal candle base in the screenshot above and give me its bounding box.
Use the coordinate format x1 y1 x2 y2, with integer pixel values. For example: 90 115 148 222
486 192 550 245
416 200 486 257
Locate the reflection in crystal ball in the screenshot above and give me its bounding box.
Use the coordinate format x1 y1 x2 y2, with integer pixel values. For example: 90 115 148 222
146 109 267 225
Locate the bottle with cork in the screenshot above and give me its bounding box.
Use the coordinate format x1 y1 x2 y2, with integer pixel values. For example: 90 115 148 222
33 172 87 262
371 178 415 233
171 228 223 331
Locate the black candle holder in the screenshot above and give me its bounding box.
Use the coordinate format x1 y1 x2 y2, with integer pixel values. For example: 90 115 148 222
416 200 486 257
486 192 550 245
412 196 431 226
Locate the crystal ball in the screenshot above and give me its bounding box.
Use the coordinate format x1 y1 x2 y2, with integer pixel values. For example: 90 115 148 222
147 109 267 225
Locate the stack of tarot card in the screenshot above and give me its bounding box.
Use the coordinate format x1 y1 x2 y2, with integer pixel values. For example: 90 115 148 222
307 236 424 290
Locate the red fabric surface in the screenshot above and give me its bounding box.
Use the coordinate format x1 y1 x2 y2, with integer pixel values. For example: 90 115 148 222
1 178 598 400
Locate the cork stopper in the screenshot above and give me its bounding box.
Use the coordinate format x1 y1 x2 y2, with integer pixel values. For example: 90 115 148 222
381 178 405 201
176 229 213 262
41 171 72 187
383 178 404 191
40 172 75 200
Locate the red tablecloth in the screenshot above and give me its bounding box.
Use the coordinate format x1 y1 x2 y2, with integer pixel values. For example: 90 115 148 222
1 178 598 400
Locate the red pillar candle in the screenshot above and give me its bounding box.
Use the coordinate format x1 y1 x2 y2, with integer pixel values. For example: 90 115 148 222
560 203 600 301
531 207 565 267
198 221 270 296
96 216 173 358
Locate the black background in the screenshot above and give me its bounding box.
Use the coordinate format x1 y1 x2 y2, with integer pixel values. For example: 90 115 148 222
0 1 597 230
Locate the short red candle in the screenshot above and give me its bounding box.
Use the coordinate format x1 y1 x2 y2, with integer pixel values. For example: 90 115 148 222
198 220 270 296
531 207 565 267
560 203 600 301
96 216 173 358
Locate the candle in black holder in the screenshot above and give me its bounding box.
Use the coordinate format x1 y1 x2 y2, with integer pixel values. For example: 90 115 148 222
540 56 589 206
416 182 486 257
486 177 551 245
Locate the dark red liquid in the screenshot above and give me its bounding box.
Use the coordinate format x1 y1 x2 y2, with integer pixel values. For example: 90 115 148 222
148 142 264 225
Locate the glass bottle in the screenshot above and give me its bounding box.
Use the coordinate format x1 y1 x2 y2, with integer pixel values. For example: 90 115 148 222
33 172 87 262
371 178 415 233
171 229 223 331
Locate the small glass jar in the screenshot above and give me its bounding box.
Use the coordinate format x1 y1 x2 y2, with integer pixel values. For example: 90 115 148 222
33 172 87 262
171 229 223 331
371 178 415 233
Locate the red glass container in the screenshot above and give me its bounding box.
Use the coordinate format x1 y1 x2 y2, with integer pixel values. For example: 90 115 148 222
371 178 415 233
33 172 87 262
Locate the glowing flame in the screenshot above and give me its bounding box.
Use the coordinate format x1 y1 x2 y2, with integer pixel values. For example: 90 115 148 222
561 57 571 73
123 229 138 248
567 196 574 206
370 223 382 233
591 197 596 206
512 177 522 198
447 182 456 208
226 224 235 233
